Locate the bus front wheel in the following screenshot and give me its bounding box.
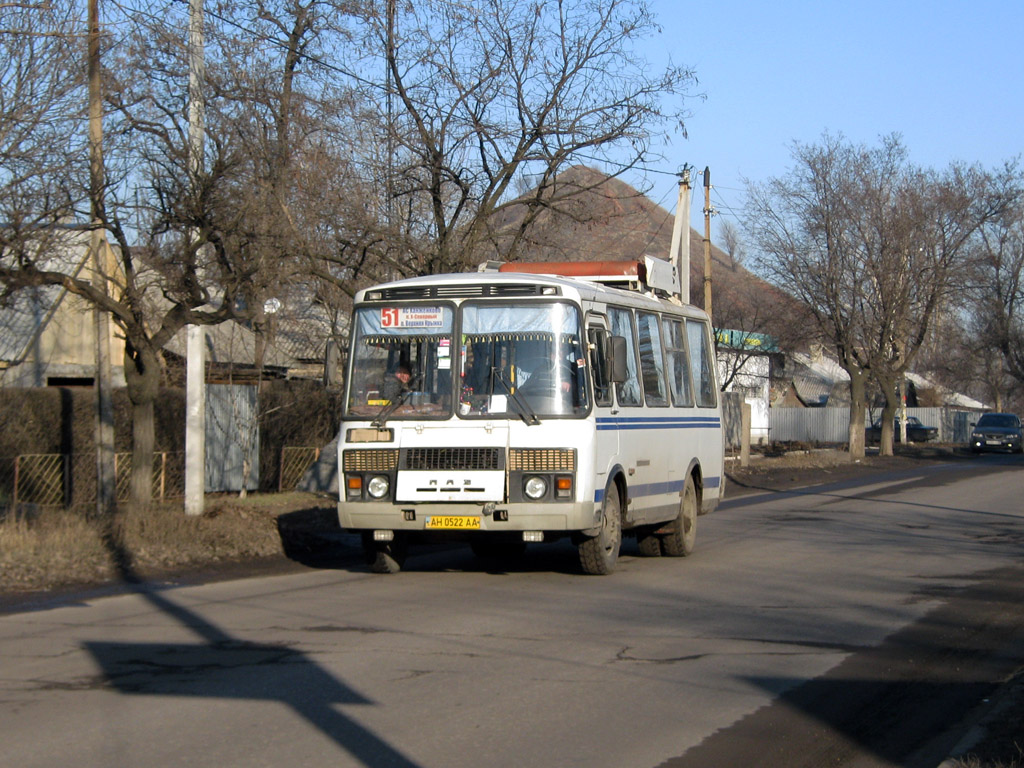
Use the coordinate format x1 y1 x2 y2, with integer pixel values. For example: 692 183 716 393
578 484 622 575
362 532 408 574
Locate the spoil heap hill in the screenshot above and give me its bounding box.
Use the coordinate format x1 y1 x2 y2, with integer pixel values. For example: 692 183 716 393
487 165 804 344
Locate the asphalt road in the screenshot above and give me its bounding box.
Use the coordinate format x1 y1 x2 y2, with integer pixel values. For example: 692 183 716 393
2 455 1023 768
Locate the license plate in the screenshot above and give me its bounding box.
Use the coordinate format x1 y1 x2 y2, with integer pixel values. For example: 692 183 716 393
986 440 1001 445
425 515 481 530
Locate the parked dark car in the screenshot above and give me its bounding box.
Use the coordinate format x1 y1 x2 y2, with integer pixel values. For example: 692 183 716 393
969 413 1023 453
865 416 938 444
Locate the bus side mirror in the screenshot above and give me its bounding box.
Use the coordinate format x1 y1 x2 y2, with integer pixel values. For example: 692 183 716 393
609 336 628 384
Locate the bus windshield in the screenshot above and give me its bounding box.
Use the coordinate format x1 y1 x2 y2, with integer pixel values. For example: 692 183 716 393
345 301 589 420
459 302 589 418
346 305 455 419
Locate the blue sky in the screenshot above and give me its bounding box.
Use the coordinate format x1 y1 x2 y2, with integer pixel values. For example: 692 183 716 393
624 1 1024 232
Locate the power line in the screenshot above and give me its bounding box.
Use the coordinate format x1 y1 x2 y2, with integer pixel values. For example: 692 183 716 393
160 0 383 92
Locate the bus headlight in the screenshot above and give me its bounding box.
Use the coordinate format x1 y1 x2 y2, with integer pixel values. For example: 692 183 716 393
524 475 548 500
367 475 390 499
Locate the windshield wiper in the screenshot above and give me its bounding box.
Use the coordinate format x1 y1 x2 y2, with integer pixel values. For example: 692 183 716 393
491 367 540 426
371 388 412 427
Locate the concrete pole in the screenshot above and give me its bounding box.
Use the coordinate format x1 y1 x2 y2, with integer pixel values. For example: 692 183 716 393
185 325 205 515
184 0 206 516
740 402 751 468
88 0 116 514
898 376 907 445
669 167 691 303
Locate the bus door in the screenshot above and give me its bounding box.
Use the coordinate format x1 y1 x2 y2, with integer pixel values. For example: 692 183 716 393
608 306 657 521
587 318 617 506
687 318 725 506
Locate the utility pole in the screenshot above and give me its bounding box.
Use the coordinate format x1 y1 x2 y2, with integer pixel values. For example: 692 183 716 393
385 0 395 230
88 0 116 515
702 166 713 320
184 0 206 516
669 166 691 303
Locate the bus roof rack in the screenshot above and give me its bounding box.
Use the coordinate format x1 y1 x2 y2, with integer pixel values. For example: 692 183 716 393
485 256 679 297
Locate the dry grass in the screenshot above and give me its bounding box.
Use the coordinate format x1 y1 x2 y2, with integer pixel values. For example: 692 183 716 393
0 508 111 590
951 749 1024 768
948 721 1024 767
0 492 328 592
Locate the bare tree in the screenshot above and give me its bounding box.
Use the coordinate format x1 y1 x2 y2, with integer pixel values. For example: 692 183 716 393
331 0 698 277
0 2 85 239
962 165 1024 404
749 134 1014 456
748 134 896 458
707 218 813 392
2 0 697 503
858 161 1010 451
0 1 354 506
923 310 1019 412
718 219 745 270
712 271 803 392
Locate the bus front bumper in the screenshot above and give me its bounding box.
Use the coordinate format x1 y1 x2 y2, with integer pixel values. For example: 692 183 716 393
337 500 599 536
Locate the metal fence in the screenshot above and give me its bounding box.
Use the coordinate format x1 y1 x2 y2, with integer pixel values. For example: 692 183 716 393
0 452 185 512
279 446 320 491
766 406 979 446
0 446 323 514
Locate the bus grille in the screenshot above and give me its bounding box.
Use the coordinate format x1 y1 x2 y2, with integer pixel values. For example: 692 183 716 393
403 447 503 471
343 449 399 472
509 448 576 472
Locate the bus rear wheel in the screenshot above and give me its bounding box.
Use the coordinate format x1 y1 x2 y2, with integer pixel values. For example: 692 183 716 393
636 528 663 557
579 484 622 575
661 475 697 557
362 533 408 574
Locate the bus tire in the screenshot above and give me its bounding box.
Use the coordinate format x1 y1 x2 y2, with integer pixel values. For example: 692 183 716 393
579 484 622 575
661 475 697 557
362 533 407 574
636 529 663 557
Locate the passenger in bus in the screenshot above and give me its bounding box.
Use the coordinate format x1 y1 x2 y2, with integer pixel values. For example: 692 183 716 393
381 364 413 403
518 357 573 401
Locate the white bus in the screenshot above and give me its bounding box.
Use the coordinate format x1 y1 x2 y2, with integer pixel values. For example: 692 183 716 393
337 258 725 574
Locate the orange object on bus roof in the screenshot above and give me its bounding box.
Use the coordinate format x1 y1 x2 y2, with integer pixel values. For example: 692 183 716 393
497 260 643 278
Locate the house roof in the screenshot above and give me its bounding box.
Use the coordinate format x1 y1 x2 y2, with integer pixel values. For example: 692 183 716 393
163 298 340 371
905 371 988 410
786 352 988 409
790 351 851 385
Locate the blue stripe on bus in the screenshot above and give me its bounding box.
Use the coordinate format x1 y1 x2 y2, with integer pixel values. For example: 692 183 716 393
594 474 721 502
596 416 721 431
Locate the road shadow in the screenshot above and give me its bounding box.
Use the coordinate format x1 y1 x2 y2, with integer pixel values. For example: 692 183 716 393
88 513 423 767
654 563 1024 768
276 506 364 569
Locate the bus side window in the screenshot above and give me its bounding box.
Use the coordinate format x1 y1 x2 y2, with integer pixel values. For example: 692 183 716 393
587 327 612 407
662 318 694 407
687 319 718 408
609 307 642 406
637 311 668 407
